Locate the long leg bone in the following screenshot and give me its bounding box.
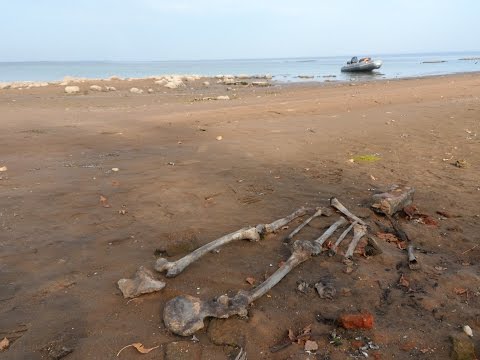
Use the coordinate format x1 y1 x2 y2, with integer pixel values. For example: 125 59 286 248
287 208 324 240
163 239 317 336
163 216 348 336
330 198 367 226
329 221 357 256
344 223 368 259
155 207 309 277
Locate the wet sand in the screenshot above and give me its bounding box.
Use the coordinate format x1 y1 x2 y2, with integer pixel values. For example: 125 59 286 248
0 74 479 359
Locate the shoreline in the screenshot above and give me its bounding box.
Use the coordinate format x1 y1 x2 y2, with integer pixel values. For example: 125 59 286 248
1 70 480 92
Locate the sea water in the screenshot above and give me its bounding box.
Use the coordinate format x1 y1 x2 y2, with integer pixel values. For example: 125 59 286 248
0 52 479 83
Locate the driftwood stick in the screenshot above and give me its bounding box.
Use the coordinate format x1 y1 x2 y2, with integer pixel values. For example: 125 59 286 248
287 208 323 240
330 198 367 226
313 217 348 253
163 239 316 336
329 221 357 256
344 224 368 259
155 207 309 277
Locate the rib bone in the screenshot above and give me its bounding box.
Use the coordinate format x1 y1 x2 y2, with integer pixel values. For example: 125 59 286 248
163 239 317 336
312 217 348 254
155 207 309 277
287 208 323 240
330 198 367 226
329 221 357 256
344 223 368 259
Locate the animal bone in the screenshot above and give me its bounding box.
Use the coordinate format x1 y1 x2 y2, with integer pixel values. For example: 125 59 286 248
344 224 368 259
371 185 415 216
312 217 348 253
407 245 420 270
287 207 324 240
163 239 316 336
117 267 166 298
329 221 357 256
155 207 309 277
330 198 367 226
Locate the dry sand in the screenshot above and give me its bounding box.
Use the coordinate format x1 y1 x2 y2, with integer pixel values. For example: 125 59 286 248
0 74 479 359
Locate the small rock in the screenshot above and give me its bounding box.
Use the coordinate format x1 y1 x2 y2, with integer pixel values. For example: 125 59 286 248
455 160 468 168
202 81 210 86
164 341 202 360
147 88 154 94
89 85 103 91
338 313 374 330
0 337 9 351
111 167 119 172
117 266 165 298
450 334 476 360
105 86 117 91
315 281 336 299
164 81 185 89
216 95 230 100
216 136 223 141
296 280 309 294
64 86 80 94
304 340 318 351
251 81 270 87
129 87 143 94
463 325 473 337
0 166 7 172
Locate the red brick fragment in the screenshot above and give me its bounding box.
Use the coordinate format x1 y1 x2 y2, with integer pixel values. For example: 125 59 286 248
338 313 374 330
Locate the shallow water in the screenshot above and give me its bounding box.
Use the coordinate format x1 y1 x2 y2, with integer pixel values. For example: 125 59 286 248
1 52 479 82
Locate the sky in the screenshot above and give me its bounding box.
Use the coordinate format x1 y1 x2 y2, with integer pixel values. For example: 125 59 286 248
1 0 479 61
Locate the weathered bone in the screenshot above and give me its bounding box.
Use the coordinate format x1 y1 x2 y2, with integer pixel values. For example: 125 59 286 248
329 221 357 256
344 224 368 259
371 185 415 216
155 207 309 277
330 198 367 226
287 208 323 240
407 245 420 270
312 217 348 253
163 239 316 336
117 267 166 299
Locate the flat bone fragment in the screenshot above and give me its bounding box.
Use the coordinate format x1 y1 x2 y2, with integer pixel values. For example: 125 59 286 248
371 185 415 216
330 198 367 226
287 208 324 240
407 245 420 270
344 224 368 259
155 207 309 277
329 221 357 256
163 239 316 336
117 266 166 298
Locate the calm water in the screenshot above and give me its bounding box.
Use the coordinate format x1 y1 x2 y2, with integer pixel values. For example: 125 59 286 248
1 52 479 83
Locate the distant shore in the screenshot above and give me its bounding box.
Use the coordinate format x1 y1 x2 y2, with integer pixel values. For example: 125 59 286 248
1 52 479 84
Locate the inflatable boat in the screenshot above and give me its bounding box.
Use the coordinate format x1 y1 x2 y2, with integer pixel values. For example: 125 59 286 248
341 57 382 72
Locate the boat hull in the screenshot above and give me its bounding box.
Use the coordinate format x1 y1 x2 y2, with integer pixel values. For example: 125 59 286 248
341 60 382 72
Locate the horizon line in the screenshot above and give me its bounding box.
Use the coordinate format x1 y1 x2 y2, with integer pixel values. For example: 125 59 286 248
1 50 480 64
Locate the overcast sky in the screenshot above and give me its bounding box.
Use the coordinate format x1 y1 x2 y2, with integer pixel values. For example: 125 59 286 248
1 0 479 61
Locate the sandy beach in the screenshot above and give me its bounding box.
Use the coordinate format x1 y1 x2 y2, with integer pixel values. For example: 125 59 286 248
1 73 479 359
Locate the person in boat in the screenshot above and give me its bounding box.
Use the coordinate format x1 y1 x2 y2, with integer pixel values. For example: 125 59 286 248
359 57 372 63
347 56 358 65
